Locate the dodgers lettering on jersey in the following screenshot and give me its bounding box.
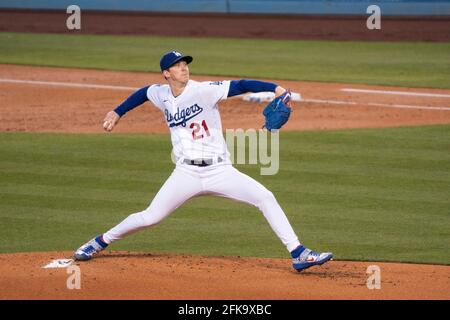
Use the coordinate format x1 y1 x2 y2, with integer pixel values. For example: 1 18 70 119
147 80 231 163
164 104 203 128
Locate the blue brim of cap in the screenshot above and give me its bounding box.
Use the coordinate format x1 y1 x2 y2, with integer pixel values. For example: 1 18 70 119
164 56 193 71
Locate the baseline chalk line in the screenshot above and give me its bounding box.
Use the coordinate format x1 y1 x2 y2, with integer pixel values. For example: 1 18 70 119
302 98 450 111
1 78 449 111
341 88 450 98
0 78 138 91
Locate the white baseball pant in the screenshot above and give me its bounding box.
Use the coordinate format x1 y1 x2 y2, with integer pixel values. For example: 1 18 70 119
102 164 301 252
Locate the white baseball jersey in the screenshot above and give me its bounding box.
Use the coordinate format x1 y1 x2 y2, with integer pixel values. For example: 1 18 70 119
147 79 231 163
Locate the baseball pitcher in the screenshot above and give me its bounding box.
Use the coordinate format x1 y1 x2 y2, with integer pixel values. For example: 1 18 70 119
74 50 333 272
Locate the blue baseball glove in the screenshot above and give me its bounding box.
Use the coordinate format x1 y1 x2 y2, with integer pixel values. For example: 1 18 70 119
263 90 292 131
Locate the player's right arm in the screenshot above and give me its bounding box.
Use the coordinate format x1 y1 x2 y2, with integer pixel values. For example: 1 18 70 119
103 86 150 132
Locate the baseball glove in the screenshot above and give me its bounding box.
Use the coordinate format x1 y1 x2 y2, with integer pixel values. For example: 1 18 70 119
263 90 292 131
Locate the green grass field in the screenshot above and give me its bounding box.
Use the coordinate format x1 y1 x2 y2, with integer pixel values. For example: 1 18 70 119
1 126 449 265
1 32 449 88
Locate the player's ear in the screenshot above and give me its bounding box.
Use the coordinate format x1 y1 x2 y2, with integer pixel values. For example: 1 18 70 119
162 70 170 80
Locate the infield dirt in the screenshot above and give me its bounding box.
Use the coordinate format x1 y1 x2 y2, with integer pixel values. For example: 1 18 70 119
1 64 450 133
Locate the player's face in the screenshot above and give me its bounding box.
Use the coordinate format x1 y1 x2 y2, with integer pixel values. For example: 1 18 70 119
166 60 190 84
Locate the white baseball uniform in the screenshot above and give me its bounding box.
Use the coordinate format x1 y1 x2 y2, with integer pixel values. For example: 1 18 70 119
102 79 301 252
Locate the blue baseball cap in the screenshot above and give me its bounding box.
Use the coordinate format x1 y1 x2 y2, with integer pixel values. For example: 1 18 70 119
160 50 193 71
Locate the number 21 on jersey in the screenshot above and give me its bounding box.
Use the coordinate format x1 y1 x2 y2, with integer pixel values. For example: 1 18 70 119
190 120 210 140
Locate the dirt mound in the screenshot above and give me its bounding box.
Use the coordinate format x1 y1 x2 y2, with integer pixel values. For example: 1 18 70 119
0 251 448 300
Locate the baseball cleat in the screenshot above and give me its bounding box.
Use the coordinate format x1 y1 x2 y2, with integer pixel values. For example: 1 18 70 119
291 245 333 272
73 235 108 261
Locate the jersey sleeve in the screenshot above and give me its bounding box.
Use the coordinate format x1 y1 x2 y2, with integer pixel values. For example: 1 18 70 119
113 86 149 117
201 80 231 104
228 79 277 97
146 84 164 111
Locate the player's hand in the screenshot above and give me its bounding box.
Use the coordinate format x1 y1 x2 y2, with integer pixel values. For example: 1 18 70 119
103 111 120 132
275 86 291 106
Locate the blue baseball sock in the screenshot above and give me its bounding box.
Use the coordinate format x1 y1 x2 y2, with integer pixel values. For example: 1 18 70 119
290 245 305 258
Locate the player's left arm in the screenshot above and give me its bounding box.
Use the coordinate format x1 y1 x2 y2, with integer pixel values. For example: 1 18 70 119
227 79 287 99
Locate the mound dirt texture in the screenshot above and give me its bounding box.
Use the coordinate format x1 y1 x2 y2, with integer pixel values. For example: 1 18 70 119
1 252 449 300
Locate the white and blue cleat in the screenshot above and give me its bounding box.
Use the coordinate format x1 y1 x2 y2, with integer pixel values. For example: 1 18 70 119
291 246 333 272
74 235 108 261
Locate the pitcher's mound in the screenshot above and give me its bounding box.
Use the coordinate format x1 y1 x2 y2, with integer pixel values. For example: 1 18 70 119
0 251 448 299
